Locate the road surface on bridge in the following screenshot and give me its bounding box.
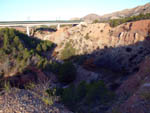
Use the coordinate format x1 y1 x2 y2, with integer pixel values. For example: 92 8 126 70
0 20 83 36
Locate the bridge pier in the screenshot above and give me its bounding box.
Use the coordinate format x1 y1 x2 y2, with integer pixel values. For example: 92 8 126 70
57 24 60 30
26 26 30 36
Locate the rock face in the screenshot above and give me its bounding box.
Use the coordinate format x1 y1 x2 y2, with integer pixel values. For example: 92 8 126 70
83 3 150 21
32 19 150 112
3 13 150 113
108 56 150 113
34 20 150 73
113 19 150 37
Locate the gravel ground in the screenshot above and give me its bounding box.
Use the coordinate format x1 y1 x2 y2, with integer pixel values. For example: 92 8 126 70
0 88 72 113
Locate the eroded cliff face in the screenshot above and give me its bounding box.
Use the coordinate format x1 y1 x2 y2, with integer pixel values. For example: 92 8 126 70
37 20 150 53
31 20 150 113
33 20 150 74
108 56 150 113
1 19 150 113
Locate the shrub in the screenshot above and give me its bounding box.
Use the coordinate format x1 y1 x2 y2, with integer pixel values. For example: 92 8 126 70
60 42 76 60
42 97 53 105
36 41 53 52
93 19 100 23
44 88 59 105
75 81 87 101
37 58 47 69
3 34 10 51
50 61 76 84
61 84 76 110
60 81 115 112
18 43 24 51
3 81 11 92
57 61 76 84
13 36 20 45
36 44 42 52
84 33 90 40
41 42 48 52
24 82 36 89
85 80 114 105
23 48 31 60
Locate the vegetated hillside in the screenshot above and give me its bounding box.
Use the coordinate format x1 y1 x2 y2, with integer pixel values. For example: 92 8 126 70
0 28 115 113
109 13 150 27
83 2 150 22
33 18 150 112
0 28 54 78
0 28 78 112
43 19 150 74
1 15 150 113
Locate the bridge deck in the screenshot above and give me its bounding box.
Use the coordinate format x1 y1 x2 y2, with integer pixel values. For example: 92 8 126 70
0 20 82 25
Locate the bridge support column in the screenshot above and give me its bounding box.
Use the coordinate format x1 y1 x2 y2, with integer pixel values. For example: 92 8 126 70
57 24 60 30
26 26 30 36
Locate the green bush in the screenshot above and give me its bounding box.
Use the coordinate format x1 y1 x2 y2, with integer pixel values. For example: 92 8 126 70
57 61 76 84
92 19 100 23
85 81 114 105
60 42 76 60
60 81 115 112
61 84 76 107
13 36 20 45
44 88 57 105
84 33 90 40
41 42 48 51
36 44 42 52
36 41 53 52
49 61 77 84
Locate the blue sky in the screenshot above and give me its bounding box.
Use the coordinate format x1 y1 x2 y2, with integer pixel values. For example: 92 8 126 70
0 0 149 21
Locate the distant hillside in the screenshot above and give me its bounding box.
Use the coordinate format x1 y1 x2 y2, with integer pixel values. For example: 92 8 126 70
83 3 150 22
82 13 101 22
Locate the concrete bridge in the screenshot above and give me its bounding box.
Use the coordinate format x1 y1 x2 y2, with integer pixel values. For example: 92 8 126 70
0 20 82 36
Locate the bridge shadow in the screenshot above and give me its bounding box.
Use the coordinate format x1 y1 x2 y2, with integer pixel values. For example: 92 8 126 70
35 27 57 32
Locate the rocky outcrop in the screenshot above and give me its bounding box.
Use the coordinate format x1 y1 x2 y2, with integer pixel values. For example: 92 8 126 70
113 19 150 37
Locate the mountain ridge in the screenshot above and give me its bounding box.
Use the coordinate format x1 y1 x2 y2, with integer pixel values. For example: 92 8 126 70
83 2 150 22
